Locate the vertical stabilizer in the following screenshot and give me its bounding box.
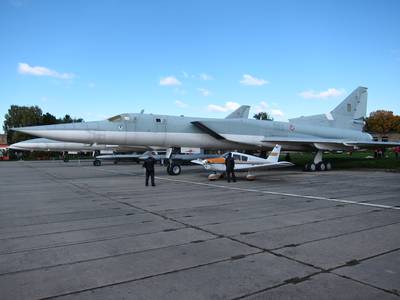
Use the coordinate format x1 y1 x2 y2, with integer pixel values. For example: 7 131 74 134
289 87 368 130
225 105 250 119
331 86 367 122
266 144 281 163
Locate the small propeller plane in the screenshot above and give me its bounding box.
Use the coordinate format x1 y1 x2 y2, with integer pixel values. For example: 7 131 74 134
191 145 294 180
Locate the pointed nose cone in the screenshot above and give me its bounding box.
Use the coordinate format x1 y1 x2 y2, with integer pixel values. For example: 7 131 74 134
11 123 89 142
9 141 25 150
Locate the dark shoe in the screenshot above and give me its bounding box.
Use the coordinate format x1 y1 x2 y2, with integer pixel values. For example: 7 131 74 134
152 184 156 186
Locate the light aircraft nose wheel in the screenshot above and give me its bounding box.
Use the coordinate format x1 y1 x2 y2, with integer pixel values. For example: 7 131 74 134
317 162 326 171
93 159 101 166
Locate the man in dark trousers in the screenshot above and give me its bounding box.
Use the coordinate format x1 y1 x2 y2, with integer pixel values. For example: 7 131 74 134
225 152 236 183
143 154 156 186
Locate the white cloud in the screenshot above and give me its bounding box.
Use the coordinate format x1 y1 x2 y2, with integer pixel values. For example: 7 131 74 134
18 63 75 79
207 101 240 112
240 74 268 86
197 88 211 97
299 88 345 99
271 109 284 117
175 100 187 108
254 101 269 113
159 76 182 86
199 73 213 80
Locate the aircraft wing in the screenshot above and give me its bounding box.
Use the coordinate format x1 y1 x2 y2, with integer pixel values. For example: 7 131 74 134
261 137 400 150
234 161 294 171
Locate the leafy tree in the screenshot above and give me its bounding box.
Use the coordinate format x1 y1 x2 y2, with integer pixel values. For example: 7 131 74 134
42 112 58 125
3 105 84 145
364 110 400 134
60 114 83 123
3 105 43 144
253 112 273 121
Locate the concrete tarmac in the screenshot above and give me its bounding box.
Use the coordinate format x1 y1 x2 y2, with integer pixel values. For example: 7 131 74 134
0 160 399 299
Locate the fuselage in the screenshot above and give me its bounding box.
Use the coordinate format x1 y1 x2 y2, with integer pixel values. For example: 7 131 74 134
15 113 373 151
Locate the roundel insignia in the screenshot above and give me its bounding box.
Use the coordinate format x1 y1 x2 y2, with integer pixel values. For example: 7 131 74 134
289 124 295 132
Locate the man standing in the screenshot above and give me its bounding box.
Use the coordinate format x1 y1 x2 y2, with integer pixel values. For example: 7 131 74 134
143 154 156 186
225 152 236 183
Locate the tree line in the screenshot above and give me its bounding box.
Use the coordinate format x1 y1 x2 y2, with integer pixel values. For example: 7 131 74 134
3 105 83 144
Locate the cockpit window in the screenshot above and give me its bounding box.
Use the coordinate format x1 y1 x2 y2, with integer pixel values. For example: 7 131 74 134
241 156 248 161
108 114 130 122
233 154 241 161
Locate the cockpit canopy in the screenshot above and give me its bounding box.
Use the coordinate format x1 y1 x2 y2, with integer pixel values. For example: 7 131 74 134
222 152 248 161
108 114 132 122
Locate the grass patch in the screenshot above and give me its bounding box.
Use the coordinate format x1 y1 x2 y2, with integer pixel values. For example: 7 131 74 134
282 151 400 170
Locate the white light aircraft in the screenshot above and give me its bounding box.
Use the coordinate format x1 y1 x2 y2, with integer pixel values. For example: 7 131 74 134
191 145 294 180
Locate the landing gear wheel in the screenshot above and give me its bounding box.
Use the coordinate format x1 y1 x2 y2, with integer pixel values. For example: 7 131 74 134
317 162 326 171
93 159 101 166
170 163 181 176
63 157 69 163
309 163 316 172
304 163 309 171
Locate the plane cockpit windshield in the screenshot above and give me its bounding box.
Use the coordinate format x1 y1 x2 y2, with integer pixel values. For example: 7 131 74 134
108 114 131 122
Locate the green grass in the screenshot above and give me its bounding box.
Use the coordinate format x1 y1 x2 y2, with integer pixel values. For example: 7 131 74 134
282 151 400 170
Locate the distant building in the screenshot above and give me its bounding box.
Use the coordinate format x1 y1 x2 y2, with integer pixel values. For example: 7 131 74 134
370 132 400 142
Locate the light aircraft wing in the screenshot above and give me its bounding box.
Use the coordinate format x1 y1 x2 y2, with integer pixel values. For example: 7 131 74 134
234 161 294 171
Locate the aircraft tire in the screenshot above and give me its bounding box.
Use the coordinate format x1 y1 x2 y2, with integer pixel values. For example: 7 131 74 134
93 159 101 166
170 164 181 176
325 162 332 171
317 162 326 171
303 163 310 171
309 163 316 172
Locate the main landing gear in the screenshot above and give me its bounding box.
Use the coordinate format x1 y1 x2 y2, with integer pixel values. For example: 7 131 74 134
165 147 182 176
304 150 332 172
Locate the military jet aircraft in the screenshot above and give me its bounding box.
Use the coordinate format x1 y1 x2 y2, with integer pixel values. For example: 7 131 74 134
12 87 400 171
192 145 293 180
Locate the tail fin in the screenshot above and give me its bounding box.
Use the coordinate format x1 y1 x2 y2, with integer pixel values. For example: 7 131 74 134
331 86 367 127
289 87 368 131
225 105 250 119
266 145 281 163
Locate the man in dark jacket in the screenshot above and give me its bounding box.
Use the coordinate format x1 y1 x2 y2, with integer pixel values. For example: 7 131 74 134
225 152 236 183
143 154 156 186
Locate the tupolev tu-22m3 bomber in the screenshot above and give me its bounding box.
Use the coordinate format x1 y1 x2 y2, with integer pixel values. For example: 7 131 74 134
12 87 400 172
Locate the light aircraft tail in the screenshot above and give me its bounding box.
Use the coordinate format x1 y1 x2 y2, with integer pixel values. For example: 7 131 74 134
225 105 250 119
266 144 281 163
289 87 367 131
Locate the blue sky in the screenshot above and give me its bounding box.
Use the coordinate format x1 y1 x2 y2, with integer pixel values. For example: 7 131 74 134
1 0 399 133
